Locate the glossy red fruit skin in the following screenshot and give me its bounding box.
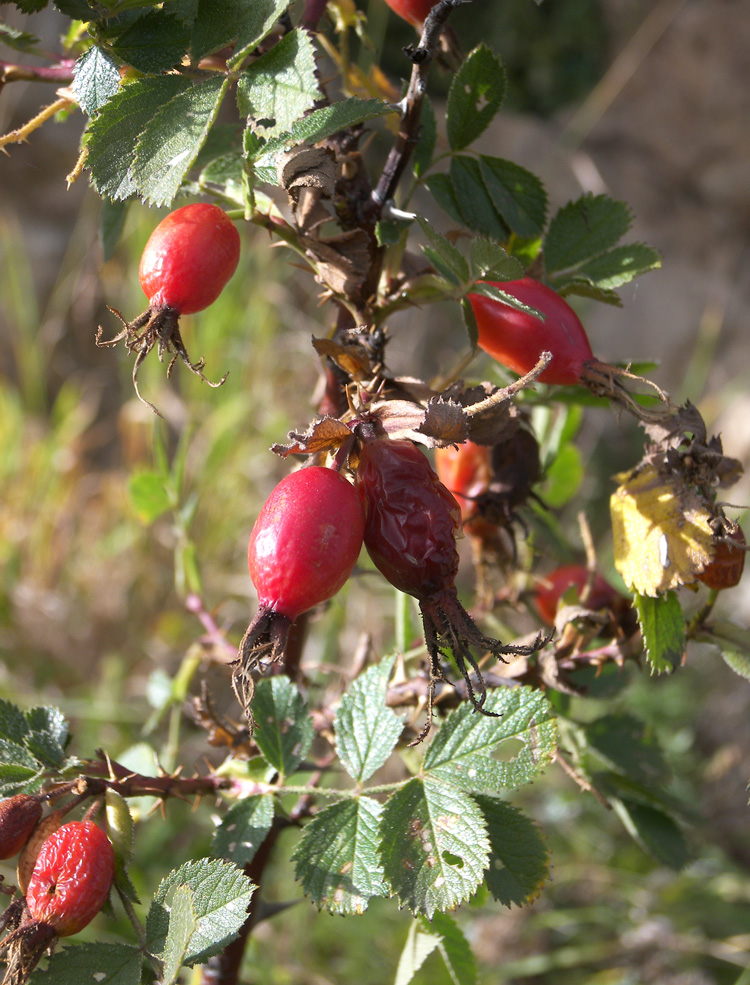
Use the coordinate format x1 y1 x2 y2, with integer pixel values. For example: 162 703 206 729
26 821 115 937
0 795 42 860
534 564 621 624
383 0 437 26
356 439 461 600
697 527 746 590
248 467 365 621
469 278 594 385
434 441 491 526
138 203 240 315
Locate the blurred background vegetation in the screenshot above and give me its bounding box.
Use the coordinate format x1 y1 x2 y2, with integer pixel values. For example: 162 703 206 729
1 0 749 983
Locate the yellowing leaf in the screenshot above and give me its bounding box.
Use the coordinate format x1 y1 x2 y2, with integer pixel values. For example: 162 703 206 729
610 465 713 597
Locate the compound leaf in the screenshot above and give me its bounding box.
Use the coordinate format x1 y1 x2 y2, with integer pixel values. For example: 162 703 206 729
417 217 469 285
252 676 314 777
474 797 550 907
478 155 548 239
132 75 230 206
237 29 321 139
292 796 387 914
146 858 255 966
379 777 490 917
446 44 506 152
72 46 121 117
85 75 191 201
28 942 142 985
551 243 661 292
450 155 508 242
110 9 190 73
544 193 632 276
211 795 275 868
634 592 686 674
334 655 403 783
468 237 523 282
423 687 557 792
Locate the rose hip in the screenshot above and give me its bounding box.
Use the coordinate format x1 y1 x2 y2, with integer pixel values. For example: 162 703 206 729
0 795 42 860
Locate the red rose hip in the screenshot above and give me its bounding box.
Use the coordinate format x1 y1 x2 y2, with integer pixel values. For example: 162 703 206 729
469 278 594 386
26 821 115 937
697 526 746 590
534 564 623 625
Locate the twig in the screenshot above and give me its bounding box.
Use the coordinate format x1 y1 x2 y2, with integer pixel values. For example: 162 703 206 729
0 60 75 84
370 0 466 214
0 96 74 152
555 750 612 809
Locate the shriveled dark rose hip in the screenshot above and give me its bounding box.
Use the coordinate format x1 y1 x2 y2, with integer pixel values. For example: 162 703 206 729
355 438 544 739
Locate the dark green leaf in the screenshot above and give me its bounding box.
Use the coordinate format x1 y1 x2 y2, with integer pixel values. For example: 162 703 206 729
17 0 50 11
446 44 506 152
379 777 490 917
0 738 38 770
160 886 197 985
450 156 509 242
634 591 685 674
467 280 543 318
612 798 689 870
254 98 394 161
0 23 41 53
237 29 321 139
28 942 142 985
132 76 230 206
412 94 436 178
544 193 632 275
0 699 30 745
54 0 95 15
25 705 68 748
128 470 172 523
375 219 408 248
468 238 524 282
72 46 121 117
85 75 191 200
100 198 130 261
211 795 275 868
146 858 255 966
479 155 548 239
230 0 294 67
252 676 314 777
557 279 623 306
475 797 550 907
416 217 469 284
550 243 661 292
110 10 190 73
428 911 478 985
460 297 479 349
292 797 387 914
423 687 557 792
424 172 464 226
24 730 66 768
584 714 670 785
334 655 403 782
191 0 252 62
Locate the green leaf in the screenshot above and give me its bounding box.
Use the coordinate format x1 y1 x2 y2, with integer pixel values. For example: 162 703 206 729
551 243 661 292
292 796 387 914
110 9 190 73
544 193 632 276
85 75 191 200
474 797 550 907
468 238 523 283
132 75 230 206
450 156 508 242
334 655 402 783
253 97 394 162
25 705 68 749
230 0 294 67
634 591 685 674
379 777 490 917
611 798 689 870
467 281 542 318
584 714 670 786
211 795 275 868
429 911 478 985
252 676 314 777
542 443 583 508
721 647 750 681
424 173 464 227
128 470 172 523
412 94 436 179
0 699 29 745
12 0 49 12
557 279 623 306
416 217 469 285
460 297 479 349
160 886 197 985
0 23 42 54
423 687 557 792
394 920 441 985
478 155 548 239
237 29 321 139
28 942 142 985
146 858 255 966
100 198 130 262
446 44 506 153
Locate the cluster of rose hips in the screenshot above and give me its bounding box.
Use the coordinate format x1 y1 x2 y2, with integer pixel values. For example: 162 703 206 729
0 793 114 980
100 203 746 738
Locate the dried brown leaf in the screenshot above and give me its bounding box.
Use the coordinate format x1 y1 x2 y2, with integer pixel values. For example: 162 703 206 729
271 415 352 457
